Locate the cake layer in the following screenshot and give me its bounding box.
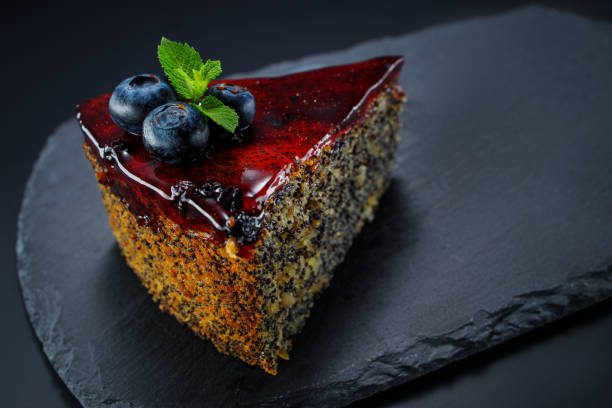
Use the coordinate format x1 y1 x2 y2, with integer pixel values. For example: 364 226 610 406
77 56 404 247
83 84 405 374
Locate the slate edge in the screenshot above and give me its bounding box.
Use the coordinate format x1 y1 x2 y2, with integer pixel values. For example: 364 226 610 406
16 122 135 408
248 267 612 408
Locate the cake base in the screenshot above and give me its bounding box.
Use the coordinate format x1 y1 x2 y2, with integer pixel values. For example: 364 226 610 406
17 8 612 408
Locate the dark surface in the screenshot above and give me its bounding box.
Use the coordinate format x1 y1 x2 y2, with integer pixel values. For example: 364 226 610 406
15 7 612 407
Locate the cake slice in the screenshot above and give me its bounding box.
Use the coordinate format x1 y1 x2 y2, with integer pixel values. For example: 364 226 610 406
77 56 405 374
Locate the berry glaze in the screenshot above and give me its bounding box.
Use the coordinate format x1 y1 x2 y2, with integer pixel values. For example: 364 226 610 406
77 56 404 250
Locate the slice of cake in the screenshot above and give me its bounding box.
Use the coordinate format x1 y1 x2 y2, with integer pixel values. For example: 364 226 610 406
77 51 405 374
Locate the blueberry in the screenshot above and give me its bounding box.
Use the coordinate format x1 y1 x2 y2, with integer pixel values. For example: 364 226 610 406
142 103 209 164
109 74 176 135
206 84 255 131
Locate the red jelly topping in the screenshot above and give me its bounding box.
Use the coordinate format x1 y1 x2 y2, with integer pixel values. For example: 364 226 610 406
77 56 404 246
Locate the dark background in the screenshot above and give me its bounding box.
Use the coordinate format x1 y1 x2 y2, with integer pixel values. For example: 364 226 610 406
2 1 612 407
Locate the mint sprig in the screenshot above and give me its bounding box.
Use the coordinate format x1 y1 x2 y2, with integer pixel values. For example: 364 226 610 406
157 37 238 133
192 96 240 130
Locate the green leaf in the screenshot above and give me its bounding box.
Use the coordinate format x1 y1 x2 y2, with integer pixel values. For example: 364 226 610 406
158 37 237 132
158 37 206 100
192 96 239 133
158 37 203 77
190 60 222 97
201 60 222 82
171 69 198 100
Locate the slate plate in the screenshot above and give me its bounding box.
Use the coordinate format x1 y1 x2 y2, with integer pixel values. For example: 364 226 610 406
17 7 612 408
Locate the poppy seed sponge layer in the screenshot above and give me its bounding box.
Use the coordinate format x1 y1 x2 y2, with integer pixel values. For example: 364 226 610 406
79 57 405 374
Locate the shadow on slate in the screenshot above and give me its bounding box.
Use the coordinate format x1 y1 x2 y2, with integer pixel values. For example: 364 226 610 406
16 6 612 408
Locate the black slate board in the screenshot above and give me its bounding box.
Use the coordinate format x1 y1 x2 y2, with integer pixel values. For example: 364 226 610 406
17 7 612 408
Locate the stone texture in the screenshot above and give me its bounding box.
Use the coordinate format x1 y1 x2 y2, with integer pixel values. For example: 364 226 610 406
17 7 612 408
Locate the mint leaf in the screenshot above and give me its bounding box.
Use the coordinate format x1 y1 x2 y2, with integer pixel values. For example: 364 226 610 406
158 37 202 77
158 37 239 133
173 69 199 101
200 60 222 83
190 60 222 98
192 96 239 133
158 37 225 102
158 37 204 100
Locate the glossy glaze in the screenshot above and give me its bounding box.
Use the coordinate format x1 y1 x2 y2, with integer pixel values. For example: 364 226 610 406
77 56 404 245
